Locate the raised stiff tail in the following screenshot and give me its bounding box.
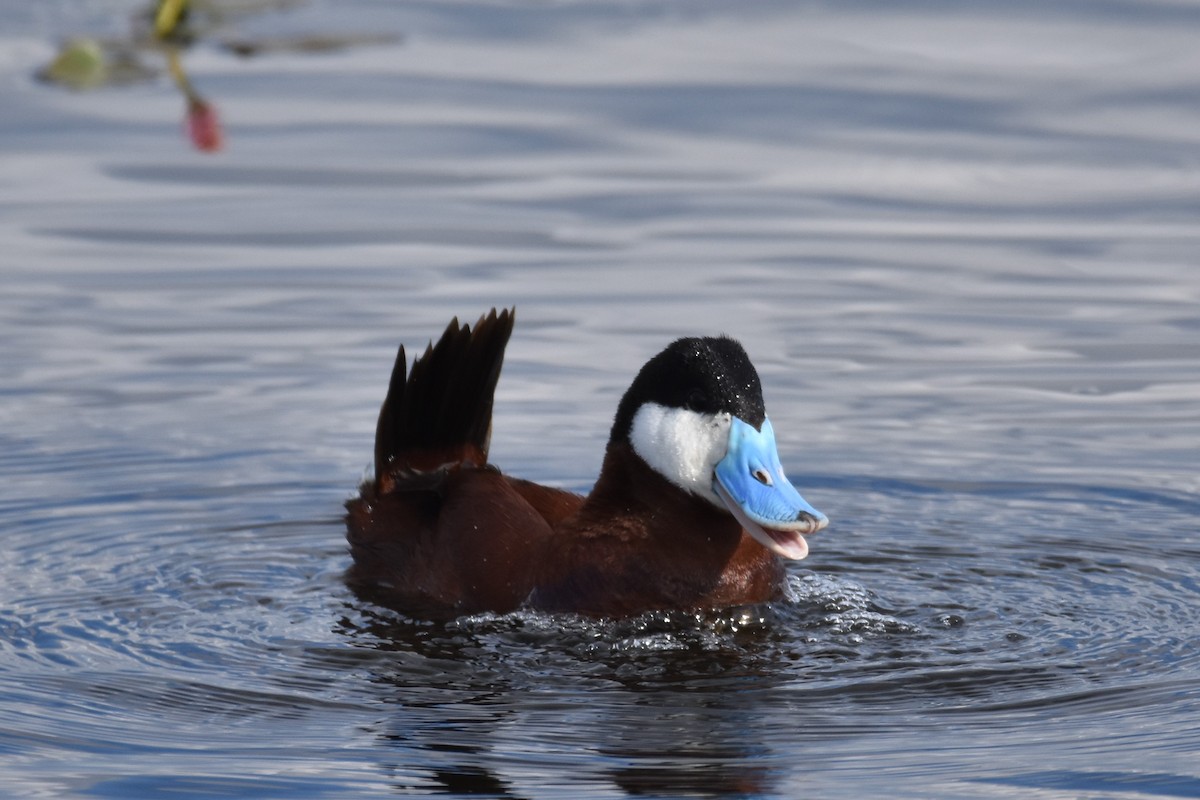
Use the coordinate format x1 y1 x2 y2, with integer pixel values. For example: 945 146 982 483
374 308 515 489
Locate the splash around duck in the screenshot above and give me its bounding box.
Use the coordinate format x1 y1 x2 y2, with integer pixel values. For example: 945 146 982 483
345 309 828 618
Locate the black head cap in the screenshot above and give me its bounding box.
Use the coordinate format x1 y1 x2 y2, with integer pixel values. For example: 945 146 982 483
611 336 766 442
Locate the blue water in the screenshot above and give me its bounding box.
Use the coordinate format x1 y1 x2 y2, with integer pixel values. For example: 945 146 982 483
2 1 1199 797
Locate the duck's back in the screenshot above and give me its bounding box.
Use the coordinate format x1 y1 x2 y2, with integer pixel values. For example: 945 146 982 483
347 469 578 613
345 309 580 614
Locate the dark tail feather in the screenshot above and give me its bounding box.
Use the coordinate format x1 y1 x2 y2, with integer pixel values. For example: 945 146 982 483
374 308 515 487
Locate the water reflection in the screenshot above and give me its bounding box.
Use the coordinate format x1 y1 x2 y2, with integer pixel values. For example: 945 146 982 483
334 583 931 797
337 601 797 795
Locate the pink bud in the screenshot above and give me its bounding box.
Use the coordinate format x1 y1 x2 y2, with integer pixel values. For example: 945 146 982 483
186 98 223 152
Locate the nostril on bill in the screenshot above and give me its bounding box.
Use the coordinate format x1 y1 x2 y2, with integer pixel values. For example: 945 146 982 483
796 510 825 531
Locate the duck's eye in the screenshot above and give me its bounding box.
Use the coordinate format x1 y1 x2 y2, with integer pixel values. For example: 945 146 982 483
685 390 707 411
752 468 773 486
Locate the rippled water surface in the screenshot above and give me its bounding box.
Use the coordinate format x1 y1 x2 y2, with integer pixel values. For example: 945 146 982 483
3 1 1199 797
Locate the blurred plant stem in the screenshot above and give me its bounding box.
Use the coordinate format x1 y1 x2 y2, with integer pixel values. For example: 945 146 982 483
165 46 195 99
155 0 191 39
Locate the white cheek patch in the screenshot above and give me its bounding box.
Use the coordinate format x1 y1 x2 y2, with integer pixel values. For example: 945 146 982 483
629 403 730 507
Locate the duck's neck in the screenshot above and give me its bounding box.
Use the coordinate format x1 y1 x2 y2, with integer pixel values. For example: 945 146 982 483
583 442 725 533
539 441 783 614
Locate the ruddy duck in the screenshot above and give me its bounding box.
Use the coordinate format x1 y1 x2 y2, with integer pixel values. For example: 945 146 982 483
346 308 828 617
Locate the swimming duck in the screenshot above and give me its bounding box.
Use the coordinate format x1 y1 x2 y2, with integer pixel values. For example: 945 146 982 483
345 308 828 617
